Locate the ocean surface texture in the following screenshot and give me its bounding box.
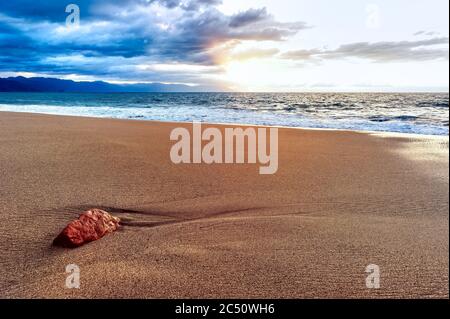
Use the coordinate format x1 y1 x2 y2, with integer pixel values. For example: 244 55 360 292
0 92 448 135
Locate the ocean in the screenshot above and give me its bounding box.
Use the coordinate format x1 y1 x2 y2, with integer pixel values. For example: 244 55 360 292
0 92 448 135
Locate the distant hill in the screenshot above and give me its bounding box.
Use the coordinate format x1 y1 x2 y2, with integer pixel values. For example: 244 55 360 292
0 77 221 93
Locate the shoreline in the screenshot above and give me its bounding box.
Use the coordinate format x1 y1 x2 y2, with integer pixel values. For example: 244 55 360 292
1 110 448 139
0 111 448 298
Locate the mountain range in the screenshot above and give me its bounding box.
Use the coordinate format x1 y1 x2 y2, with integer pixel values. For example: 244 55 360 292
0 77 221 93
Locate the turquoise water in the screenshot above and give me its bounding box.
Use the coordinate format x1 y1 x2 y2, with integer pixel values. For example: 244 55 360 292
0 92 448 135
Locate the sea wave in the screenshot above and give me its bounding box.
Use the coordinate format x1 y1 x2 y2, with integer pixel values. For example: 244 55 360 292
0 92 448 135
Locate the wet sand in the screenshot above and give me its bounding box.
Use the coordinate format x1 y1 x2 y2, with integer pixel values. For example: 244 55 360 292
0 111 448 298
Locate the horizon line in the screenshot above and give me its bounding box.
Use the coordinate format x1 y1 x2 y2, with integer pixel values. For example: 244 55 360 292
1 76 448 94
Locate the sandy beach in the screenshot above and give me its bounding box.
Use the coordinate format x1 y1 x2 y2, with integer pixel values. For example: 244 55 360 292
0 111 448 298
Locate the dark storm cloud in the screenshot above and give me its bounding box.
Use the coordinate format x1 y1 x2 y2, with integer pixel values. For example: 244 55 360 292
0 0 307 83
282 37 449 63
229 8 269 28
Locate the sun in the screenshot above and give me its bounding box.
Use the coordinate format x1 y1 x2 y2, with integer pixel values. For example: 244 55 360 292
223 59 287 92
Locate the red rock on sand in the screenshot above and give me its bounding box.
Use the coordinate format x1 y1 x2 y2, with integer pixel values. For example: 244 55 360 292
53 209 120 248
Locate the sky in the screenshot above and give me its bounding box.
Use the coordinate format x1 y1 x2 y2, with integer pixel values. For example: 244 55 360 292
0 0 448 92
